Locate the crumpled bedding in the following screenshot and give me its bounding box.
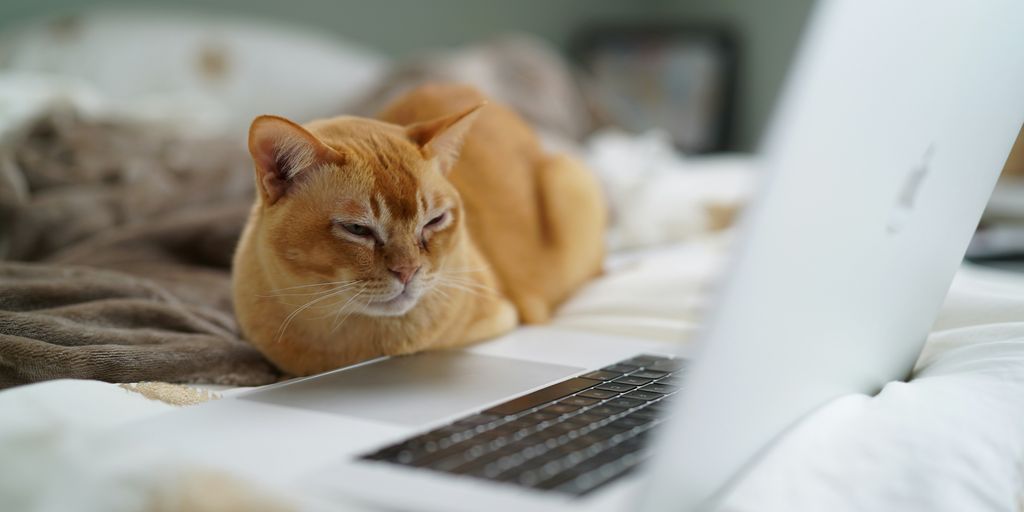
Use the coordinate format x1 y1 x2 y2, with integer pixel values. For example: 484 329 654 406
722 264 1024 512
3 244 1024 512
0 93 279 388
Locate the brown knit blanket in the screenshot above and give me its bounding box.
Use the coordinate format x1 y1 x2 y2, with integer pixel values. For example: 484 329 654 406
0 106 280 388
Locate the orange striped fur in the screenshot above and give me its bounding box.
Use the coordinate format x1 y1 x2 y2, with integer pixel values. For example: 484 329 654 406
233 84 606 376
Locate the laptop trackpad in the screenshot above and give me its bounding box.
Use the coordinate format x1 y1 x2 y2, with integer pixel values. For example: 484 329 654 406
241 351 582 426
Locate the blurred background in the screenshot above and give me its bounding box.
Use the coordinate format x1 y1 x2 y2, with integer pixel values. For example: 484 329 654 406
0 0 817 152
0 0 1020 265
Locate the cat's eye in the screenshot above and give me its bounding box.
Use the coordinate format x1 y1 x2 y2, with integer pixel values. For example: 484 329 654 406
425 212 448 228
341 223 374 238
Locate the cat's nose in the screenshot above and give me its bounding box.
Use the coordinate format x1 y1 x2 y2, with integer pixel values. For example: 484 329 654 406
389 264 421 285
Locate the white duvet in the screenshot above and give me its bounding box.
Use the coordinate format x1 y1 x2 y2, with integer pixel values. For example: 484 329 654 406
3 241 1024 512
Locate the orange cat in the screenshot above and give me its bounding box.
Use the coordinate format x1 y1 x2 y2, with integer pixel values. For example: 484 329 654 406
232 84 606 376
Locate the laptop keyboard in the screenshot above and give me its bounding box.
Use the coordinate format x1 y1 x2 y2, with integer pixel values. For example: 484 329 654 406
361 354 685 496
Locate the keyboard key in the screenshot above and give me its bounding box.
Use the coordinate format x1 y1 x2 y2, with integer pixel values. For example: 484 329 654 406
623 391 662 402
560 418 589 430
644 402 667 414
504 419 536 431
407 443 477 467
561 396 599 407
578 388 618 400
560 438 592 453
606 397 644 409
546 422 579 435
641 384 677 394
577 433 609 445
573 413 604 425
588 405 625 417
535 463 589 490
601 363 640 373
364 445 404 462
520 411 558 423
631 370 669 379
597 422 633 436
610 415 650 429
476 433 511 451
651 358 684 370
655 358 688 370
429 451 479 472
584 426 621 441
488 454 525 475
596 382 635 393
626 355 664 367
612 376 653 386
485 377 600 416
582 370 621 381
451 452 504 476
557 452 649 495
540 403 579 415
629 408 660 421
536 428 565 442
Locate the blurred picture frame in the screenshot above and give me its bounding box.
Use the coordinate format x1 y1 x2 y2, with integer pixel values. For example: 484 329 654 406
573 24 738 153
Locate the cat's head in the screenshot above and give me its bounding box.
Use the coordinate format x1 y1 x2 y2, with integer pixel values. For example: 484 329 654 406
246 105 483 317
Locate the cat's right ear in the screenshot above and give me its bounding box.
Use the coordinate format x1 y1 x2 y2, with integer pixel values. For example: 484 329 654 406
248 115 338 205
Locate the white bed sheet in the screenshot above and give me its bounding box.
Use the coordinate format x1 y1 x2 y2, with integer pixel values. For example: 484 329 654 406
724 263 1024 512
3 241 1024 512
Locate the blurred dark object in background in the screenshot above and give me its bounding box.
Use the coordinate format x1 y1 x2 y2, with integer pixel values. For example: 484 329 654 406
968 126 1024 272
347 36 593 144
573 25 738 153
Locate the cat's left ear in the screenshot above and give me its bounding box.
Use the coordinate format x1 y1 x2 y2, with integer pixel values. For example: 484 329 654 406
248 115 340 205
406 103 486 175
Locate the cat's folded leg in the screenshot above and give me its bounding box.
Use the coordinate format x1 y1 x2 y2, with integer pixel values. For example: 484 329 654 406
454 297 519 346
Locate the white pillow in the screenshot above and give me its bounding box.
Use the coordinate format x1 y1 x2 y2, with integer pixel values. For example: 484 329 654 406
0 8 386 133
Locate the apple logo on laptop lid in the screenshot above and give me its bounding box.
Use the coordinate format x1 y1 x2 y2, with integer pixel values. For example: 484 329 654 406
887 145 933 234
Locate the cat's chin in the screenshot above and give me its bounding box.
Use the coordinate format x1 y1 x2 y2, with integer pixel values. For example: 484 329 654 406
361 289 420 317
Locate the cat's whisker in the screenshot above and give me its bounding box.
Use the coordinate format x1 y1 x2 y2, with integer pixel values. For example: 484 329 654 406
439 267 487 275
432 288 456 307
258 282 361 299
445 279 492 290
262 279 360 294
330 285 369 333
436 280 494 299
439 271 490 281
274 285 358 343
331 308 359 333
439 286 487 300
306 286 370 318
438 275 496 293
429 286 455 307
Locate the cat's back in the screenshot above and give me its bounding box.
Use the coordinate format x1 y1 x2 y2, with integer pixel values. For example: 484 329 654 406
375 83 537 151
376 83 548 246
375 83 544 183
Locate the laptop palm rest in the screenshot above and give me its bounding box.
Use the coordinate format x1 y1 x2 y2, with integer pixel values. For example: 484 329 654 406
241 351 581 426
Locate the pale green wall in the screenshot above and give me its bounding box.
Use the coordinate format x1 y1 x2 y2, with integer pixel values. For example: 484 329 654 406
657 0 816 149
0 0 816 150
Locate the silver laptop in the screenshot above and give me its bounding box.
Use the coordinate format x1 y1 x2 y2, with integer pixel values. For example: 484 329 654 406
113 1 1024 510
